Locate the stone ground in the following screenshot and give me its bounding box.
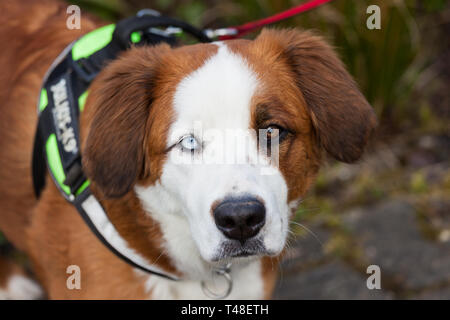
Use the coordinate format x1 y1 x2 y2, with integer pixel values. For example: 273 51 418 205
273 133 450 299
274 199 450 299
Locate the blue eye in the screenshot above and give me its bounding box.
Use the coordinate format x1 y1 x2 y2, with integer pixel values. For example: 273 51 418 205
262 124 289 142
179 135 200 151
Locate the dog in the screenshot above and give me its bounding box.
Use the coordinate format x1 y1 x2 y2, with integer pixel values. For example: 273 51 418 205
0 0 376 299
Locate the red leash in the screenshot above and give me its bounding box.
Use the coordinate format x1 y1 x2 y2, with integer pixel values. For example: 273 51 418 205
206 0 334 40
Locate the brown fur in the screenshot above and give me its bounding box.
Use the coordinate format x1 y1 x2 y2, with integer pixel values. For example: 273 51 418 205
257 29 377 163
0 256 42 299
0 0 376 299
0 0 97 252
0 257 19 288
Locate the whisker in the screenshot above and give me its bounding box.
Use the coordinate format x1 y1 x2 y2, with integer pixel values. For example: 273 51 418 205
152 249 167 266
289 221 324 247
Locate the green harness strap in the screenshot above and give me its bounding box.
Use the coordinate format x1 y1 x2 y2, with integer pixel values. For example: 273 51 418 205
31 13 211 280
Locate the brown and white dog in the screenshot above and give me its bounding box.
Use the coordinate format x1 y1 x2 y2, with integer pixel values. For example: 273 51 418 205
0 0 376 299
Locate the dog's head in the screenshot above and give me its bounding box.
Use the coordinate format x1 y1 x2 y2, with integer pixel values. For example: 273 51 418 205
82 29 376 266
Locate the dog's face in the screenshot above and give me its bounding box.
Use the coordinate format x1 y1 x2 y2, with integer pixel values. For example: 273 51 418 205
82 29 376 266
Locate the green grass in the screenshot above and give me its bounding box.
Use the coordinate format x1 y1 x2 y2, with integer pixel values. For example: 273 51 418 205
68 0 448 132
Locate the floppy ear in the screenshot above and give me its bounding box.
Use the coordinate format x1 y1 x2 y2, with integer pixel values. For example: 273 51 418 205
258 29 377 163
82 45 170 198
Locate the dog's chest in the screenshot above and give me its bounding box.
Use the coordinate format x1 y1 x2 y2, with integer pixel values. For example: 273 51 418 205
140 259 265 299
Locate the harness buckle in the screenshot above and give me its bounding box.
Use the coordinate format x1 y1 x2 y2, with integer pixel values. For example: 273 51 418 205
203 28 238 39
63 159 87 197
72 58 99 83
136 8 161 17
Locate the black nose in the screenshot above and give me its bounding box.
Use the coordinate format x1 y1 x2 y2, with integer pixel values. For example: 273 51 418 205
213 197 266 242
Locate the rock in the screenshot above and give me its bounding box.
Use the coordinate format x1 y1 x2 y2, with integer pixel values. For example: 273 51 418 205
343 200 450 291
274 260 393 299
414 287 450 299
424 197 450 232
405 134 450 168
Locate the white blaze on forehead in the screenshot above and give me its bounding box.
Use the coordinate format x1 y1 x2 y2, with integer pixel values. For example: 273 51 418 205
136 41 289 279
170 42 259 142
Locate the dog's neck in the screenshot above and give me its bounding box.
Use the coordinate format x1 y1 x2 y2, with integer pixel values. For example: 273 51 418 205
139 182 270 299
96 188 181 278
92 185 267 299
94 184 254 281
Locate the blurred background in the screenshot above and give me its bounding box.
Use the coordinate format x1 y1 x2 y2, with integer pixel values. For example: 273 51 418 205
1 0 449 299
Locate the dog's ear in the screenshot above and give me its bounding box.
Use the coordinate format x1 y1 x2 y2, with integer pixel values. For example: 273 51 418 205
257 29 377 163
82 45 170 198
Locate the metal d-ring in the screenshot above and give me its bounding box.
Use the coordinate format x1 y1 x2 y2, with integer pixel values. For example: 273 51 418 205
201 263 233 299
136 8 161 17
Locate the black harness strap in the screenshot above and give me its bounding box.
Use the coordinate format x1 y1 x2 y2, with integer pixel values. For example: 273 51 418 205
32 13 211 279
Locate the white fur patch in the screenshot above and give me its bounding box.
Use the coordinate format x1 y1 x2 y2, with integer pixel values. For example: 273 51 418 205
81 195 177 280
135 43 289 298
0 275 43 300
140 259 264 300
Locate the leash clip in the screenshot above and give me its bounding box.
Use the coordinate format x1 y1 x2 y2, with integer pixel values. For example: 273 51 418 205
201 263 233 299
204 28 238 40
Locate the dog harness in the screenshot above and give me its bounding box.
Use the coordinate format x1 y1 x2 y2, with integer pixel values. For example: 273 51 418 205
32 12 211 282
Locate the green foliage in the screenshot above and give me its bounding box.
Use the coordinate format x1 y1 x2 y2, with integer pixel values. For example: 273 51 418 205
68 0 447 130
70 0 125 20
410 171 428 193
